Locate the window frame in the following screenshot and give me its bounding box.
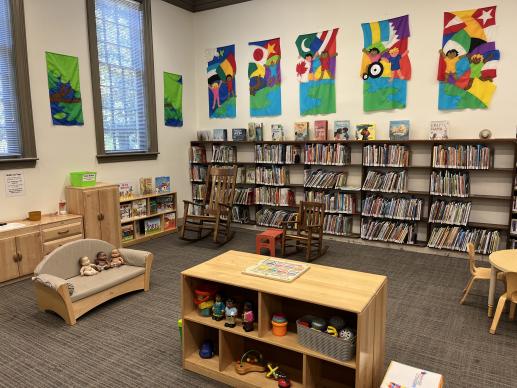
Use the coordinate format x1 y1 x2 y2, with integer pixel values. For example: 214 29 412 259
86 0 158 163
0 0 37 170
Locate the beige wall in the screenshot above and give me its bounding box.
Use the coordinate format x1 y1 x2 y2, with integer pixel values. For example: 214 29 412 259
0 0 194 220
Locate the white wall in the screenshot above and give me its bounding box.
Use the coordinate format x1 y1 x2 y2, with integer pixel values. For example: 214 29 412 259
0 0 194 220
193 0 517 140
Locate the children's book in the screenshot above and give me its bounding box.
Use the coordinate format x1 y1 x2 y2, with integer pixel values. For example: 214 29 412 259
247 123 257 141
389 120 410 141
164 212 177 230
355 123 376 141
249 122 264 141
154 176 170 193
120 203 132 221
232 128 247 141
121 224 134 242
213 128 228 141
118 182 134 199
139 177 153 195
271 124 284 141
430 120 449 140
294 122 309 141
243 258 310 283
132 199 147 217
334 120 351 140
157 195 175 212
314 120 328 141
245 166 256 183
380 361 444 388
144 217 161 235
196 130 211 141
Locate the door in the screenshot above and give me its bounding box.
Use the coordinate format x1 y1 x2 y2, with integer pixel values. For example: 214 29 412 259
0 237 19 282
16 232 44 276
99 187 121 247
83 189 102 239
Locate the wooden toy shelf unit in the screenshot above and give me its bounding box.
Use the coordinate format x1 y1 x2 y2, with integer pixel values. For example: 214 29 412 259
181 250 387 388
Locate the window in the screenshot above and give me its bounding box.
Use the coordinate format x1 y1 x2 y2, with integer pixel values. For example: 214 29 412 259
87 0 157 162
0 0 36 168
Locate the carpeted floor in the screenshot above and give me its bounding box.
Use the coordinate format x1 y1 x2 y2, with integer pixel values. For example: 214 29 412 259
0 229 516 387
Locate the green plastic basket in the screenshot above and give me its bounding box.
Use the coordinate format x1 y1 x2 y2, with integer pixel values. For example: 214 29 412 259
70 171 97 187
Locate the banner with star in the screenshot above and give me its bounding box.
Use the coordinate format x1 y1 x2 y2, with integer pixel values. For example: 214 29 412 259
206 44 236 118
248 38 281 117
360 15 412 112
295 28 338 116
437 6 500 110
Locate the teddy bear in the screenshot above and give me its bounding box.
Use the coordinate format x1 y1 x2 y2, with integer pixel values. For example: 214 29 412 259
95 251 111 270
110 249 126 267
79 256 101 276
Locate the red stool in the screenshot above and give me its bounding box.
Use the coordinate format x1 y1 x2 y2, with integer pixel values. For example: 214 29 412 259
256 229 284 257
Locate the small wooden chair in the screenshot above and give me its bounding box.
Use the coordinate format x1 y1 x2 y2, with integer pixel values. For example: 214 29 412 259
460 242 505 305
181 165 237 244
490 272 517 334
280 201 327 262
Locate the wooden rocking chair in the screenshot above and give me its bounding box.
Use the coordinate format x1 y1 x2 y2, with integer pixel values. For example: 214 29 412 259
181 165 237 244
280 201 328 262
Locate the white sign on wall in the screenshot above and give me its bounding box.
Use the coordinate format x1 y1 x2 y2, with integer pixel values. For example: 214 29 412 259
5 173 25 197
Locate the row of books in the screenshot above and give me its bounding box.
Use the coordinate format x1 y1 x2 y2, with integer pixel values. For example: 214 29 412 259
363 144 409 167
236 166 256 184
192 183 206 201
361 195 422 221
121 213 176 242
255 144 302 164
362 171 407 193
305 191 357 214
360 219 417 244
190 146 207 163
256 208 297 228
121 199 147 219
428 200 471 226
430 171 469 197
304 170 348 189
323 214 353 236
294 121 329 141
254 187 295 206
427 226 500 254
190 165 207 182
304 144 351 165
232 206 250 224
256 166 290 186
205 127 262 142
234 188 254 205
211 145 236 163
432 145 491 169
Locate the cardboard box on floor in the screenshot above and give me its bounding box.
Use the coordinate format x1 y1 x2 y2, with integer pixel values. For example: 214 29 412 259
381 361 444 388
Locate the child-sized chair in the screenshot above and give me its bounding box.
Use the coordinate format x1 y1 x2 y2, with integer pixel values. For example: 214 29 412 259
489 272 517 335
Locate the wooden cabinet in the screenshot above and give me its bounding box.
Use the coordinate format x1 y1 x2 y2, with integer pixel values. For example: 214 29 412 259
16 232 44 277
0 237 19 283
66 184 121 247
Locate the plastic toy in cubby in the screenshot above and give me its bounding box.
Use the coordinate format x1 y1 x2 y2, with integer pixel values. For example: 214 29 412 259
271 313 288 336
234 349 266 374
266 362 291 387
194 283 218 317
224 298 238 328
242 301 254 332
211 294 225 321
199 340 215 359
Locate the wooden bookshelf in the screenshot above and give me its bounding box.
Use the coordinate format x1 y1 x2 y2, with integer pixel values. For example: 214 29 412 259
119 192 177 247
182 250 387 388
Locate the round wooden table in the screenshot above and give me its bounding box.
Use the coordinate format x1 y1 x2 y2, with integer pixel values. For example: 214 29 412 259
488 249 517 317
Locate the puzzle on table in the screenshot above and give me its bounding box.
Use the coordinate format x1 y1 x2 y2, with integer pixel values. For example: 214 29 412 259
243 258 310 282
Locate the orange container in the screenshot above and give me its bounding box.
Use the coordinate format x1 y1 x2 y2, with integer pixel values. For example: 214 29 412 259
271 320 288 336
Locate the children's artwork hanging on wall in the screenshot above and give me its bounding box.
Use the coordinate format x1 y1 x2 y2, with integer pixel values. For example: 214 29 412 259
46 52 84 126
295 28 338 116
360 15 411 112
206 44 236 118
248 37 281 117
164 72 183 127
437 6 500 110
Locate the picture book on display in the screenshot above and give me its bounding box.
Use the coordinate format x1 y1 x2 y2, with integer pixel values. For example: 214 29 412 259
334 120 350 140
389 120 410 140
355 123 376 140
155 176 170 193
247 123 257 141
196 130 211 141
156 195 175 212
213 128 227 141
139 177 153 195
381 361 443 388
120 203 132 221
314 120 328 140
232 128 247 141
243 258 310 283
271 124 284 141
132 199 147 217
249 122 263 141
430 120 449 140
294 122 309 141
164 212 176 231
144 217 161 235
121 224 134 242
118 182 134 199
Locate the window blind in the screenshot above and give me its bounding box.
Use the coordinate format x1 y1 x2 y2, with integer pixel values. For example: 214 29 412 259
94 0 149 153
0 0 21 156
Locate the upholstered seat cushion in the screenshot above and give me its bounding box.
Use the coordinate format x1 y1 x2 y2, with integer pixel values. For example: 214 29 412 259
67 266 145 302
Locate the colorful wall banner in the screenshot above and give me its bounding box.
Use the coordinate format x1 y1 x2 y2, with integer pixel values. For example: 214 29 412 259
164 72 183 127
46 52 84 126
206 44 236 118
438 6 500 110
248 37 281 117
360 15 411 112
295 28 338 116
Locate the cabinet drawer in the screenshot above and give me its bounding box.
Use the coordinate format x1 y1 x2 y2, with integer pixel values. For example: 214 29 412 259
43 234 83 255
42 222 83 242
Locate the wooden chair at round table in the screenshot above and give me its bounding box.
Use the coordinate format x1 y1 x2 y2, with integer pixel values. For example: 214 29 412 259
489 272 517 334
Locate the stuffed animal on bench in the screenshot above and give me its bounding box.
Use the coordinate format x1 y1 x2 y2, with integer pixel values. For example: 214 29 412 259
79 256 101 276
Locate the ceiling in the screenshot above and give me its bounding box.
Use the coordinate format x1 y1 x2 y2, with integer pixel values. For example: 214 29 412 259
162 0 251 12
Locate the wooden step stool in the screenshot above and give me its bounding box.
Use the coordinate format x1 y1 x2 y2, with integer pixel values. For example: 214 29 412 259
256 229 284 257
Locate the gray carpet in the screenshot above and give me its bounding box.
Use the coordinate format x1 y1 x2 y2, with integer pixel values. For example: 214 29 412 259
0 229 516 388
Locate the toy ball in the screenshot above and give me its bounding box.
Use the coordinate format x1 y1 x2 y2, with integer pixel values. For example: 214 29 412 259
326 326 338 337
479 129 492 139
339 328 356 342
278 378 291 388
199 340 215 359
328 316 345 331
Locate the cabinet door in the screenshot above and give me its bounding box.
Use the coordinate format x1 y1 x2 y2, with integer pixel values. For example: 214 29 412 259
99 187 122 247
83 189 102 239
0 237 20 282
16 232 43 276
